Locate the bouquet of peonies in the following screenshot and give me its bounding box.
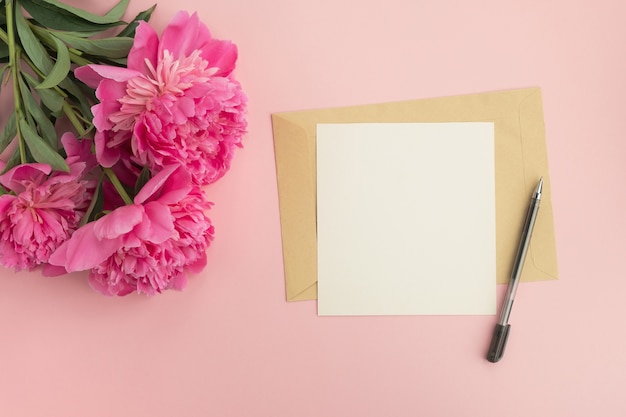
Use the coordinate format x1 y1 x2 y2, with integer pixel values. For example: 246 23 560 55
0 0 247 295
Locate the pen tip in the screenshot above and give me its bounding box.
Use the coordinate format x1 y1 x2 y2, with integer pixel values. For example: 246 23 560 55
535 177 543 196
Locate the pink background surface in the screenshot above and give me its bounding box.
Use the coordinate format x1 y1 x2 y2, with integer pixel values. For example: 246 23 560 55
1 0 625 416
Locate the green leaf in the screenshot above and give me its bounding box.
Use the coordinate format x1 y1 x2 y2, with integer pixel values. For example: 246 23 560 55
23 72 64 115
59 76 93 119
103 0 130 21
50 30 104 39
134 166 151 195
19 118 69 172
117 4 156 38
0 112 16 151
51 32 133 58
36 34 71 89
19 0 128 32
14 7 53 73
19 76 57 147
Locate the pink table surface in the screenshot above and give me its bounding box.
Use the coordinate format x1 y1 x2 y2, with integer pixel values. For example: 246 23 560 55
1 1 625 416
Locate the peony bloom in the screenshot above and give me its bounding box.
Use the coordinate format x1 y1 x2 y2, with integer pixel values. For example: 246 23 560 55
0 134 94 271
75 11 247 186
48 165 214 296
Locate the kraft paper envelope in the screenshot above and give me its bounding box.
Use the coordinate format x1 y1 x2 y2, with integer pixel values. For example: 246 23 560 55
271 88 558 302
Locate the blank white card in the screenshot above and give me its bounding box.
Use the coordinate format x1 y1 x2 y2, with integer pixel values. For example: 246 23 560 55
316 123 496 316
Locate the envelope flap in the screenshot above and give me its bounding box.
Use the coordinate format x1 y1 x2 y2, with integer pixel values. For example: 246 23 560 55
518 89 559 281
272 114 318 300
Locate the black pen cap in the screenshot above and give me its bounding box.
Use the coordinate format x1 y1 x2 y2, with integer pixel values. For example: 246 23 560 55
487 323 511 363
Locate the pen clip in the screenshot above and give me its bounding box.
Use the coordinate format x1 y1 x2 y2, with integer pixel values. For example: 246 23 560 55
487 323 511 363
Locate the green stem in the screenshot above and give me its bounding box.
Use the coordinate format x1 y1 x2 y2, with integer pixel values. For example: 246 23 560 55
79 173 103 226
0 27 9 45
68 49 92 67
63 102 87 137
6 0 27 164
103 167 133 206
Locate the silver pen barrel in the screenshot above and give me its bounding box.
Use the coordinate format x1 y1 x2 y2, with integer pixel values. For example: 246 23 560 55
498 178 543 325
488 177 543 363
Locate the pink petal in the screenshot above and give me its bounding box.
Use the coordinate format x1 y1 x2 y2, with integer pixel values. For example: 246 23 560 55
60 132 81 157
120 233 142 248
127 21 159 73
134 165 178 204
159 11 237 76
186 252 207 273
95 131 121 168
160 11 211 59
75 65 143 88
48 223 123 272
0 163 51 190
88 273 136 296
12 213 34 243
171 272 188 290
87 275 112 296
201 38 238 77
133 201 174 244
42 263 68 277
92 204 143 239
62 133 97 173
95 78 127 102
37 210 66 236
91 103 110 131
0 196 13 213
153 166 193 205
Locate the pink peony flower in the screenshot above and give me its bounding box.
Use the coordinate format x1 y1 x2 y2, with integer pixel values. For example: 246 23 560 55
0 134 95 271
75 11 248 186
48 165 214 296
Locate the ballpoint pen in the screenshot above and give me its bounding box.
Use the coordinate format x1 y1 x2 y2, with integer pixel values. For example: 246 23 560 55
487 177 543 363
